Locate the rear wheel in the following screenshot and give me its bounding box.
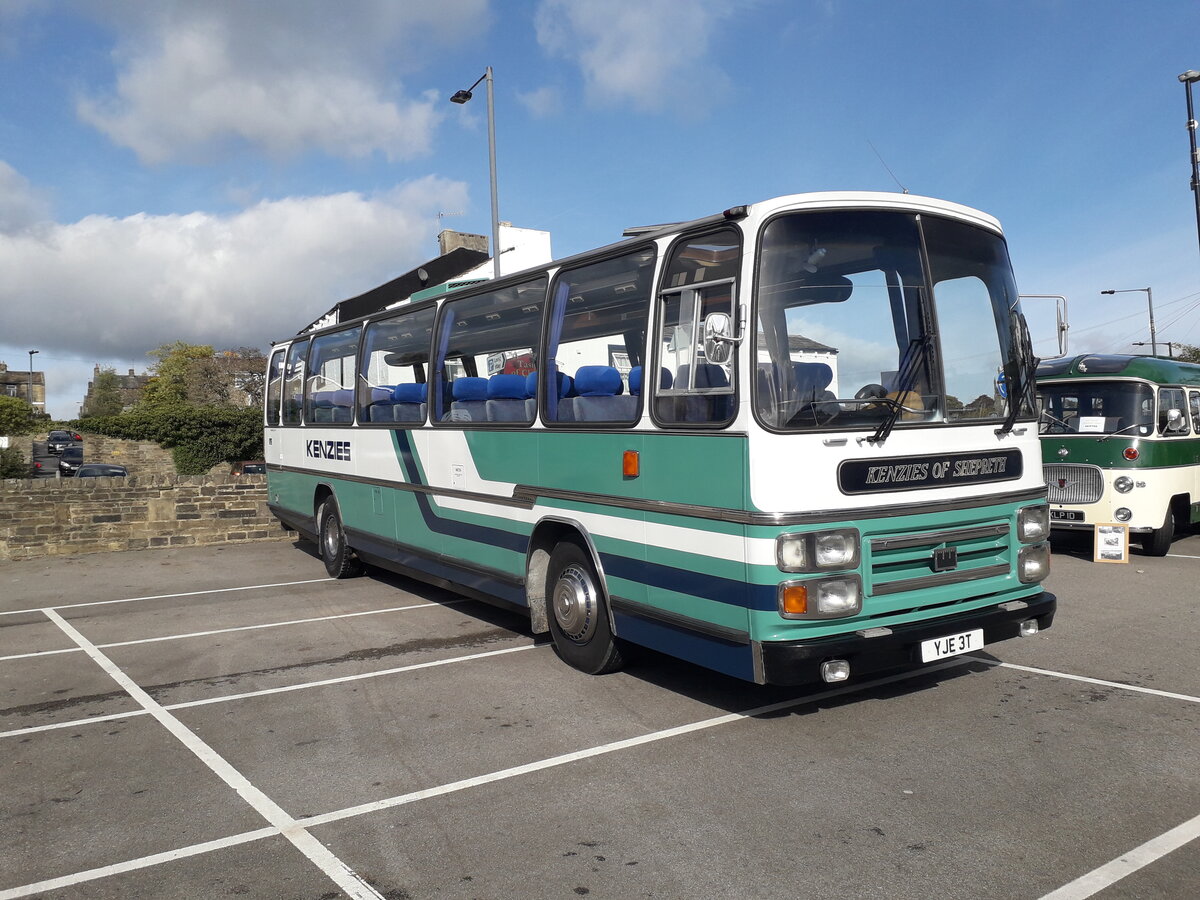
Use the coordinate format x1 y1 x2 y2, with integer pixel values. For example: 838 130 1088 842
318 499 364 578
1140 506 1176 557
546 541 623 675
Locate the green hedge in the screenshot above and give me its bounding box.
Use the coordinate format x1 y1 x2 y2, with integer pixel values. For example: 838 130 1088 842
64 406 264 476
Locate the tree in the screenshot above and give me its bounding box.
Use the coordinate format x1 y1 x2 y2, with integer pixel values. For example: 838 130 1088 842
1176 343 1200 364
140 341 215 408
0 395 38 436
82 367 125 418
0 445 29 478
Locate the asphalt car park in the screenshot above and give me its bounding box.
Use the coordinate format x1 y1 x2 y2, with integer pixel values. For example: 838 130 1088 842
1 531 1198 899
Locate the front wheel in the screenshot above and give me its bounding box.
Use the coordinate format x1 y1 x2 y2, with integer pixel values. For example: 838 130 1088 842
318 499 365 578
1140 507 1176 557
546 541 623 675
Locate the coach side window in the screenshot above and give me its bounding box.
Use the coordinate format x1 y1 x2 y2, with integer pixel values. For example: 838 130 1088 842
432 276 547 425
544 247 655 424
1190 390 1200 433
1158 387 1188 436
282 339 309 426
305 326 360 425
265 348 285 426
653 227 741 426
358 305 437 425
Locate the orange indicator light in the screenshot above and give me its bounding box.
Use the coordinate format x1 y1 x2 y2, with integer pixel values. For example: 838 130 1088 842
1123 447 1139 461
780 584 808 616
622 450 640 478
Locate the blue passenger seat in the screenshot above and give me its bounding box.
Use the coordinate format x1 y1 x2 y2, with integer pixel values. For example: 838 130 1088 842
391 383 427 423
573 366 636 422
486 374 530 422
448 377 488 422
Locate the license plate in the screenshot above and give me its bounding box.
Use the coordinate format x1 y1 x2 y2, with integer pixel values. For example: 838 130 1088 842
920 628 984 663
1050 509 1083 522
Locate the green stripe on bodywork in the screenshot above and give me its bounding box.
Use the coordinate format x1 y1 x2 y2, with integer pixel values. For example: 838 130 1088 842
1040 435 1200 468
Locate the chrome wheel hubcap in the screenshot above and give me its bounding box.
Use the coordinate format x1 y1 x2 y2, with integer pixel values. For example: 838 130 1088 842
552 564 597 644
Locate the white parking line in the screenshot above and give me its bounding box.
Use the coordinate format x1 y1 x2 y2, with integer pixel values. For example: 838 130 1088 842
0 658 966 899
1166 553 1200 559
969 657 1200 704
0 578 334 618
1039 811 1200 900
0 643 540 740
0 598 458 663
40 609 385 900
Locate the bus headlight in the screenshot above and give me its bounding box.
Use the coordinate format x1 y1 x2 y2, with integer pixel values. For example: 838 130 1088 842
778 575 863 619
776 529 860 573
1017 505 1050 543
1114 476 1134 493
1017 543 1050 583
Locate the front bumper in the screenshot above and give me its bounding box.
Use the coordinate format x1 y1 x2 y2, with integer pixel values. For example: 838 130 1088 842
756 591 1056 685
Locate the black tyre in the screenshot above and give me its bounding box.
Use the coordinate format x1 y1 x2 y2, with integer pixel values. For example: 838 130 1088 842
546 541 623 675
1140 506 1176 557
318 499 365 578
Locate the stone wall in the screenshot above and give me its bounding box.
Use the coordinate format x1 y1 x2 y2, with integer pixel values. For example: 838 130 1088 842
0 474 295 561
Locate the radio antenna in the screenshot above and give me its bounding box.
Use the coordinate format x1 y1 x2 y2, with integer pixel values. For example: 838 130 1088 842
867 140 909 194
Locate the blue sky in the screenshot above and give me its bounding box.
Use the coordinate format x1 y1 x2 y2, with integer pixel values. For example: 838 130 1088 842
2 0 1199 418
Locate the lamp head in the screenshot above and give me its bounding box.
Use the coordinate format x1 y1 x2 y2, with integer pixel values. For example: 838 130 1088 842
1178 70 1200 84
450 89 473 104
1100 290 1115 295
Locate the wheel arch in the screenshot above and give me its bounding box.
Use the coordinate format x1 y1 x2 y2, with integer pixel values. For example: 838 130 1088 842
526 516 612 636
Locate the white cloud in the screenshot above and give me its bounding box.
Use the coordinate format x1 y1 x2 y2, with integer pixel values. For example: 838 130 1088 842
0 175 470 368
0 160 50 234
516 85 562 119
534 0 735 113
76 0 489 163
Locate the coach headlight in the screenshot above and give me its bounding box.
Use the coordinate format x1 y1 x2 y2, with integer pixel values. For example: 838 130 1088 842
1017 543 1050 583
1113 476 1134 494
1017 505 1050 543
776 529 860 573
778 575 863 619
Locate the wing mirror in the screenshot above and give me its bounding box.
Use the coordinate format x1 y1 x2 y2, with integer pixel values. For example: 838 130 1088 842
702 312 741 365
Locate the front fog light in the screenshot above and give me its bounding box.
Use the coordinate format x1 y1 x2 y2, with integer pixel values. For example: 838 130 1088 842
821 660 851 683
1114 507 1132 522
1017 505 1050 543
1018 543 1050 583
1019 618 1039 637
1114 476 1134 493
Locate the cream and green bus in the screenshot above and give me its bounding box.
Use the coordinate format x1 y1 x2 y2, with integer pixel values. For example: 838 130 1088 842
264 191 1055 686
1038 353 1200 555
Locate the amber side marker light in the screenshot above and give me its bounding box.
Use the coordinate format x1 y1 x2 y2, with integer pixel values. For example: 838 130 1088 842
780 584 808 616
1123 447 1139 461
622 450 640 478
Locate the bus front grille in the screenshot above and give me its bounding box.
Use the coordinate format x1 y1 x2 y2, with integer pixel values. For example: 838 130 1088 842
868 522 1011 599
1043 463 1104 504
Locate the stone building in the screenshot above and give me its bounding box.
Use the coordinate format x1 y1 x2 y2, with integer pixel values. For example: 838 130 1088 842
80 365 151 414
0 360 46 413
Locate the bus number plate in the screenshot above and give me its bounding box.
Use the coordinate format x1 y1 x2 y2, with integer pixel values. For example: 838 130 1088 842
1050 509 1083 522
920 628 983 663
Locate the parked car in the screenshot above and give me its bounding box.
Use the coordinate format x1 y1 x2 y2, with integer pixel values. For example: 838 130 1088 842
75 464 128 478
231 460 266 475
58 445 84 476
46 430 82 455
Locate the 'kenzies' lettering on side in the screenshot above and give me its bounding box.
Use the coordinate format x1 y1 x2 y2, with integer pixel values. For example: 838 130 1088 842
307 440 351 461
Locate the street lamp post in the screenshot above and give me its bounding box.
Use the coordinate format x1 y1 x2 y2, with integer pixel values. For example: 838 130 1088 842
1100 288 1156 356
450 67 501 280
1178 70 1200 258
27 349 38 417
1132 341 1175 358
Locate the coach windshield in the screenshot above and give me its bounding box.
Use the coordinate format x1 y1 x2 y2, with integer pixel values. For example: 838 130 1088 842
754 210 1031 434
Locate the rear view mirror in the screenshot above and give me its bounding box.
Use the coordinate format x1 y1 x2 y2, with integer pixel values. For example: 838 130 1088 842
703 312 737 365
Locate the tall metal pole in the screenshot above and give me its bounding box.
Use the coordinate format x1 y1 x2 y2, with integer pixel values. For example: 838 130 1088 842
1180 71 1200 258
27 349 38 417
1144 286 1157 357
485 67 501 280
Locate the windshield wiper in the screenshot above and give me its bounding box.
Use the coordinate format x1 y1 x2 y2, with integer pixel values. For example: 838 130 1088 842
1038 410 1073 431
867 336 928 445
1097 421 1153 441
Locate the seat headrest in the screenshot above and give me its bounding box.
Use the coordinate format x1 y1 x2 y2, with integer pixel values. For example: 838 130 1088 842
487 373 527 400
574 365 623 397
392 383 427 403
452 377 488 402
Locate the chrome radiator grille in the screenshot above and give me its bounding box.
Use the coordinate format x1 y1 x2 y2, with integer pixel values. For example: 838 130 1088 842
1043 464 1103 504
868 522 1011 598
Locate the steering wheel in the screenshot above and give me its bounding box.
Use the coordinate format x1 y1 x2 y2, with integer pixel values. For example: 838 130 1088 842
854 383 887 401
